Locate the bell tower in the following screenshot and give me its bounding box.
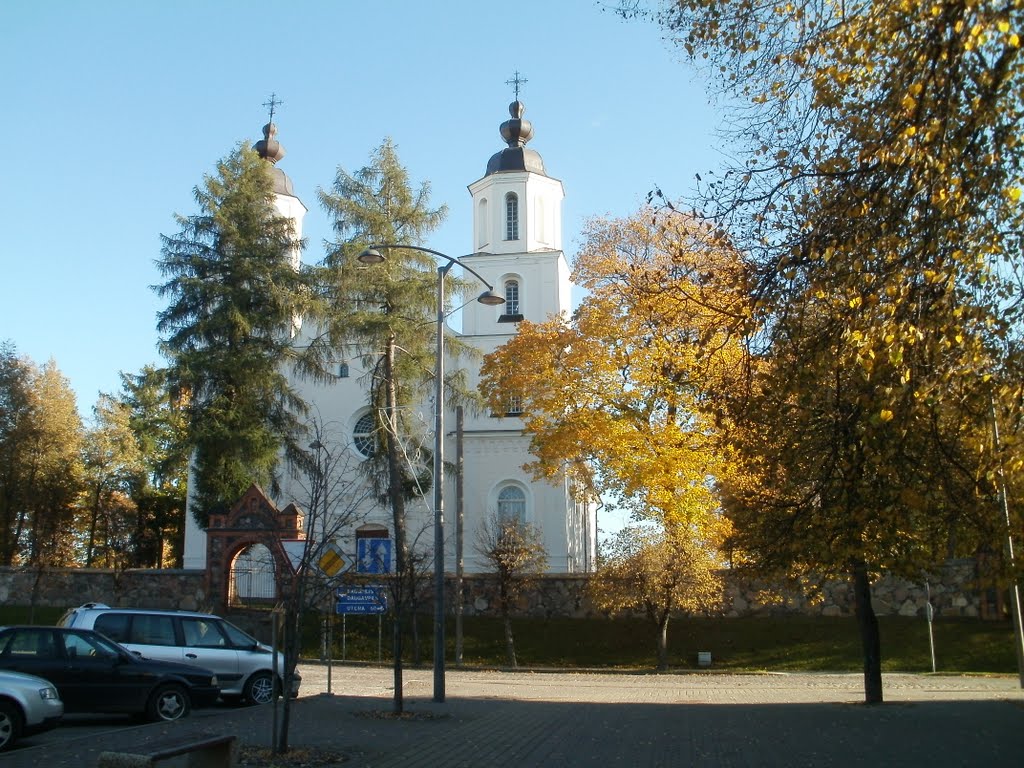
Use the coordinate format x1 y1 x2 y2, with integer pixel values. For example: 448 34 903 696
461 92 571 336
454 81 595 574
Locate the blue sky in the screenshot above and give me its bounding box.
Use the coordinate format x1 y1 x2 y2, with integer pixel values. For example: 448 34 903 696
2 0 719 417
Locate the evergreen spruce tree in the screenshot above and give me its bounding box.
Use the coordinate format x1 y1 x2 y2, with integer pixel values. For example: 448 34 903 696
155 144 315 527
318 137 470 714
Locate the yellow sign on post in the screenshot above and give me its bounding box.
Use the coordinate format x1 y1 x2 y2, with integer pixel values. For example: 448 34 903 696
317 543 348 578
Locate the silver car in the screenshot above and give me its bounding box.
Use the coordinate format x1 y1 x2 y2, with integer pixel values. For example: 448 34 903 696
0 669 63 751
58 604 298 705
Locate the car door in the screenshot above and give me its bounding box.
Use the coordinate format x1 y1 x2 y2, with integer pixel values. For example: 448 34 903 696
116 613 183 666
58 630 146 714
0 629 67 698
178 616 240 688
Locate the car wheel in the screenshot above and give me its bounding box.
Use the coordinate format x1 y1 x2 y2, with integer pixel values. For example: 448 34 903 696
0 701 23 752
147 684 191 722
243 671 275 705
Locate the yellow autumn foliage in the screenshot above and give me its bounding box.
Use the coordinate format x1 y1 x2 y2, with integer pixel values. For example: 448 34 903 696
480 208 749 537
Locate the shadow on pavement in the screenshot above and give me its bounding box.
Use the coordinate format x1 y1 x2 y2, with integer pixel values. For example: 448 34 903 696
6 693 1023 767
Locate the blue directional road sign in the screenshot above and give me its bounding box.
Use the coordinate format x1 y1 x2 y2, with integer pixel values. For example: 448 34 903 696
336 586 387 615
356 538 392 574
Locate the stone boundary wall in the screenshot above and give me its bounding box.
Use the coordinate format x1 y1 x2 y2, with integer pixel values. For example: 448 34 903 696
0 559 983 620
0 568 208 613
452 559 984 620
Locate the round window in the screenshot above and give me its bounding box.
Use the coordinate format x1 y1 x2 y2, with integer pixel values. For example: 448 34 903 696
353 412 376 458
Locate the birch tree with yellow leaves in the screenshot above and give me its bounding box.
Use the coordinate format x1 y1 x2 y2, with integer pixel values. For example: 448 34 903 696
480 208 749 540
621 0 1024 701
591 524 724 671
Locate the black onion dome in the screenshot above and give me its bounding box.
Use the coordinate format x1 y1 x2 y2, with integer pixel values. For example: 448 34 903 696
255 122 286 164
255 122 297 197
486 101 547 176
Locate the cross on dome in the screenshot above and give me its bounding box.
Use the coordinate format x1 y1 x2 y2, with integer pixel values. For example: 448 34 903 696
505 71 528 101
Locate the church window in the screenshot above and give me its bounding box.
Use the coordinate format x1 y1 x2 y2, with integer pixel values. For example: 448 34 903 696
497 485 526 522
338 362 350 378
505 193 519 240
504 280 520 315
353 412 376 458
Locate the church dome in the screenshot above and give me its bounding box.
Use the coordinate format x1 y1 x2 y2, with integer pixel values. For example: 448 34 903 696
485 100 548 177
267 166 295 196
255 122 285 163
255 122 300 199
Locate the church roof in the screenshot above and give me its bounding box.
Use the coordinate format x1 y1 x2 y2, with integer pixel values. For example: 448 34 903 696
485 100 548 177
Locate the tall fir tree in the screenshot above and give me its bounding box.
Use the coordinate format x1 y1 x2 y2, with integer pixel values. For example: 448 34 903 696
318 137 463 714
155 144 315 526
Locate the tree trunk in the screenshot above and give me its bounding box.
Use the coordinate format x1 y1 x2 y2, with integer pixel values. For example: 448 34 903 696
385 335 406 715
389 611 404 707
275 608 296 754
656 615 670 671
853 560 883 704
85 484 101 566
411 610 421 666
503 611 517 669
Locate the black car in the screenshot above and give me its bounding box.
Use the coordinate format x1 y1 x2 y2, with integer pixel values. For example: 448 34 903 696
0 626 219 722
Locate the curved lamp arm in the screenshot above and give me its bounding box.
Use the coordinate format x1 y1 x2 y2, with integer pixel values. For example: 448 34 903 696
358 244 505 305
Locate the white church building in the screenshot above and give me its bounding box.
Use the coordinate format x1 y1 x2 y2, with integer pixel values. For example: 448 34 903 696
183 98 597 578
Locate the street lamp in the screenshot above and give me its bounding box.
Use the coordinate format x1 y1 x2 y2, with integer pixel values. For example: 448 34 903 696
358 245 504 703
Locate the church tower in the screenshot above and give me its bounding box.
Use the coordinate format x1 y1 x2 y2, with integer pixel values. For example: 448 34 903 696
255 120 307 273
461 99 571 336
455 96 595 573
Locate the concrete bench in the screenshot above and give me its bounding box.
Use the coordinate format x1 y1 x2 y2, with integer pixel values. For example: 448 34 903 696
96 733 237 767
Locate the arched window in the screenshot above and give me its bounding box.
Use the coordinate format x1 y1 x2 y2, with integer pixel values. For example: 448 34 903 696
504 280 520 315
505 193 519 241
497 485 526 522
338 362 350 379
353 412 376 458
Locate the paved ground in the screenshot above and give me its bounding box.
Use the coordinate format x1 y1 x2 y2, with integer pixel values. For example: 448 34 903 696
6 665 1024 766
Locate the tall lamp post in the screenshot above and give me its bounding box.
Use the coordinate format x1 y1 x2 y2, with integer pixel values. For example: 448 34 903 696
358 245 504 703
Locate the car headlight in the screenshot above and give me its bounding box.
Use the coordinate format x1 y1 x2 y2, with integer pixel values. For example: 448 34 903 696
38 687 59 701
211 675 218 686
